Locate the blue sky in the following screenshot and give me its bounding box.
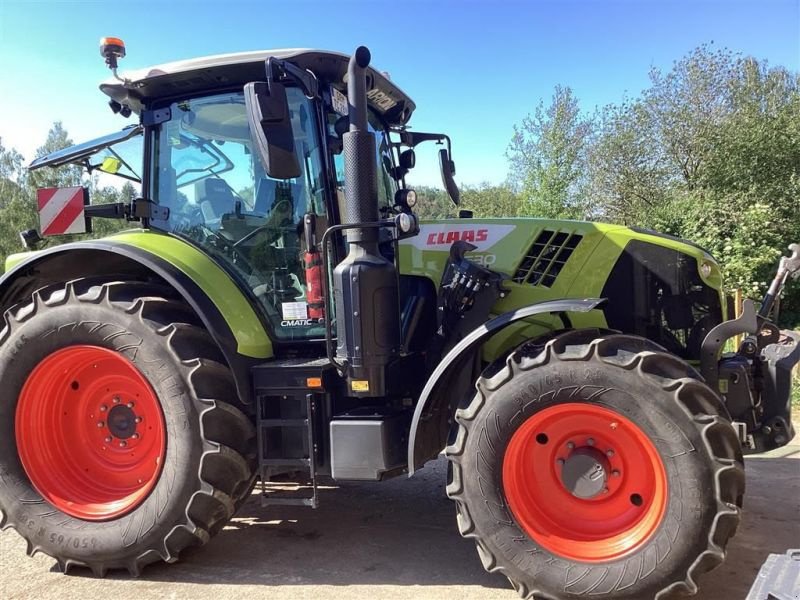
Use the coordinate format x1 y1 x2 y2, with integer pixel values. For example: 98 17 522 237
0 0 798 188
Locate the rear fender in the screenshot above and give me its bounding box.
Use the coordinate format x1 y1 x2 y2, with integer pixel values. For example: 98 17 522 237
0 232 273 405
407 297 605 474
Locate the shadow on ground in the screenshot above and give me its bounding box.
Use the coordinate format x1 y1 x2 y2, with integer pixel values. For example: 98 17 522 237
95 458 508 589
4 454 798 599
120 455 799 596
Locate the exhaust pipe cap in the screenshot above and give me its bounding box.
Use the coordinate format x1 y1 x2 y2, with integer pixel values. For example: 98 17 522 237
354 46 371 68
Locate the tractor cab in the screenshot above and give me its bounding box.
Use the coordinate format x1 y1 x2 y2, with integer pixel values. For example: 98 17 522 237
29 45 455 349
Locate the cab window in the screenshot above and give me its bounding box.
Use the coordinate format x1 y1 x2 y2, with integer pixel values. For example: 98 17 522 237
150 89 327 341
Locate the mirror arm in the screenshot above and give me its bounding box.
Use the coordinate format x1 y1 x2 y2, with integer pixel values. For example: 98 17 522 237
394 130 454 157
391 129 458 203
267 57 319 99
397 130 449 148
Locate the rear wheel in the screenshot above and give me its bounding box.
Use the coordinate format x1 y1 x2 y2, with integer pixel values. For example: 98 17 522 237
0 279 256 575
446 330 745 600
16 345 167 521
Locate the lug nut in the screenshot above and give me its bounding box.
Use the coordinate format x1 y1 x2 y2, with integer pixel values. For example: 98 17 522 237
566 441 575 450
127 402 134 408
557 458 565 465
119 441 127 448
612 469 621 477
606 449 615 457
134 417 142 424
105 436 112 443
587 438 595 446
96 421 105 428
132 433 140 440
602 487 609 494
99 405 108 412
112 396 120 404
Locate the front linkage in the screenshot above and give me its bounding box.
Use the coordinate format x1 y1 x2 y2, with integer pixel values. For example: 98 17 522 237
701 243 800 452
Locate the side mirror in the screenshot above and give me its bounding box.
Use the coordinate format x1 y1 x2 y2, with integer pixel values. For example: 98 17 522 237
439 148 460 205
389 149 416 182
399 149 416 169
244 81 301 179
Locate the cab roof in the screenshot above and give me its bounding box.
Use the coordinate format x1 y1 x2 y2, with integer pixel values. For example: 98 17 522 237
100 49 416 126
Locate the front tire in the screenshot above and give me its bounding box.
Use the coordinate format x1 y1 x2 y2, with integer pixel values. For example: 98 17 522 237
0 279 256 575
446 330 745 600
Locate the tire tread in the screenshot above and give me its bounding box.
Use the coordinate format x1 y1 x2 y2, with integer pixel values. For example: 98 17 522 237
0 279 256 576
445 331 745 600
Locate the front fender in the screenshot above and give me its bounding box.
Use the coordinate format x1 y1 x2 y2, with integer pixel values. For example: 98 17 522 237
407 297 605 474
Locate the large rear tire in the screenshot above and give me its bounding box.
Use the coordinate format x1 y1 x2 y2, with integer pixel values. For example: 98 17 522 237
445 330 745 600
0 279 256 575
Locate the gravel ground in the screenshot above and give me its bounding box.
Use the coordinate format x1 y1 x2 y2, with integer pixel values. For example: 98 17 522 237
2 442 798 600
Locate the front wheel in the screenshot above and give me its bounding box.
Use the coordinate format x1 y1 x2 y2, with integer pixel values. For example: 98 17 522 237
446 330 745 600
0 280 256 575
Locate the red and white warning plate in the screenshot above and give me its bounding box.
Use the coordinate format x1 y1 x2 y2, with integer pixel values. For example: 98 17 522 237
37 186 87 236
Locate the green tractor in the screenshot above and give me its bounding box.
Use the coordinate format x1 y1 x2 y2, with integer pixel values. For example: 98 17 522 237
1 40 798 599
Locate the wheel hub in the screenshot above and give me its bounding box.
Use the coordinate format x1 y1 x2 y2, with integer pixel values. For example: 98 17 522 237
107 404 138 439
560 448 609 499
502 403 668 562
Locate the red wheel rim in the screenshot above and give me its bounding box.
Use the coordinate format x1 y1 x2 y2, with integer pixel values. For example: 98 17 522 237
502 403 667 562
16 346 166 521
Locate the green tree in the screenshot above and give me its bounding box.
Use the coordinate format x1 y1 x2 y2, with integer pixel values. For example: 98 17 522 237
507 85 593 218
0 137 36 264
641 45 735 189
586 100 676 228
414 183 523 220
583 45 800 324
414 186 456 220
460 183 522 218
0 137 26 204
28 122 82 190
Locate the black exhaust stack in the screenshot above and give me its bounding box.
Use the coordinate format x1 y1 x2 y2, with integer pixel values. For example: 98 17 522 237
332 46 401 397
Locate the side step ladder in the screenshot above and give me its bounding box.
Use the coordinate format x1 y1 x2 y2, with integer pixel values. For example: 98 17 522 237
258 393 319 508
252 358 333 509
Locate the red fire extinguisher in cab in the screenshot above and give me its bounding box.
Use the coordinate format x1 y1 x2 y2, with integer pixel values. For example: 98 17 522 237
303 214 325 320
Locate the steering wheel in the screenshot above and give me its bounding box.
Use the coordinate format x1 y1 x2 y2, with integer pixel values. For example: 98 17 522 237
232 197 294 248
197 224 255 272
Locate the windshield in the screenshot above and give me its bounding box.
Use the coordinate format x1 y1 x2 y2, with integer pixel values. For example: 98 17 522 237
151 88 327 342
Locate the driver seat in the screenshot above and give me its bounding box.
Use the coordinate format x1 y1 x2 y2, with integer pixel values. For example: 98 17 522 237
197 178 236 221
